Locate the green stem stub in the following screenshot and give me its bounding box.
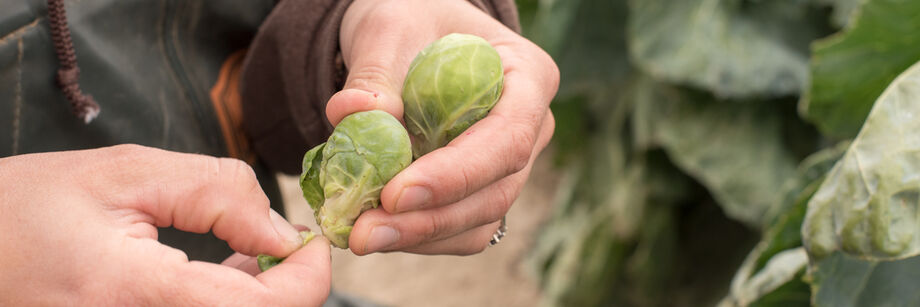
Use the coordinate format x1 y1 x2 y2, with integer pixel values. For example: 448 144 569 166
256 231 317 272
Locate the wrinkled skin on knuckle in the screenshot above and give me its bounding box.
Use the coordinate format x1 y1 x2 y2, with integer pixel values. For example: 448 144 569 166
402 33 505 158
213 157 260 190
506 126 535 174
422 213 449 243
494 182 520 218
344 64 399 93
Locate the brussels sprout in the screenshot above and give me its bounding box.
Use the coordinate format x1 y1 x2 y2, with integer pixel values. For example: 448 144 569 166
402 33 504 158
299 110 412 248
256 231 317 272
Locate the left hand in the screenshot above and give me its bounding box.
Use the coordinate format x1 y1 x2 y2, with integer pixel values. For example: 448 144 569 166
327 0 558 255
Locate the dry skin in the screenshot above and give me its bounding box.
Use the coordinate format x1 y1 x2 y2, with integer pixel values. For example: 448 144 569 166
279 152 559 307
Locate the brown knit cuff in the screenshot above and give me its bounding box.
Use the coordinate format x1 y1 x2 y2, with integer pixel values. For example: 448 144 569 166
240 0 520 175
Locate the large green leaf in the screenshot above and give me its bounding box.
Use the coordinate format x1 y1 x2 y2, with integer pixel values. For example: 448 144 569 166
718 150 840 307
633 79 798 226
550 0 631 97
800 0 920 138
765 141 851 226
627 0 825 98
803 60 920 260
530 0 632 163
810 252 920 307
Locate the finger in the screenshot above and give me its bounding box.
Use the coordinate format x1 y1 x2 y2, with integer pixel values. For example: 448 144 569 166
257 236 332 307
83 144 303 257
221 253 262 276
155 237 330 306
221 252 250 268
381 104 556 214
350 170 520 255
349 116 551 254
403 221 504 255
237 258 262 276
326 89 404 127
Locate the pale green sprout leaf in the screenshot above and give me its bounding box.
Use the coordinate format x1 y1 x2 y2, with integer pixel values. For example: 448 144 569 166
300 143 326 213
402 33 504 158
803 60 920 261
256 231 317 272
301 110 412 249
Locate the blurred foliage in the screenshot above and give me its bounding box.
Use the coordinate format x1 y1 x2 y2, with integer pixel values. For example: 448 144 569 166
801 0 920 138
517 0 920 306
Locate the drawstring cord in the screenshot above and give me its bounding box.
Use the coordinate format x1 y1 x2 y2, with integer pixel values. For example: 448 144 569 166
47 0 100 124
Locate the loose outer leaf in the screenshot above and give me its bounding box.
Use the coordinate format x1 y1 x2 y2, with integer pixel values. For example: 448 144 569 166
803 60 920 260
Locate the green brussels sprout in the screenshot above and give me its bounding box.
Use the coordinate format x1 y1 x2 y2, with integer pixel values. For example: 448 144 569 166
402 33 504 158
256 231 317 272
300 110 412 248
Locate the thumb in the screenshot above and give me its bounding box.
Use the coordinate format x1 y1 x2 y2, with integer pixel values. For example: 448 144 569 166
327 21 434 125
326 50 409 126
325 86 404 127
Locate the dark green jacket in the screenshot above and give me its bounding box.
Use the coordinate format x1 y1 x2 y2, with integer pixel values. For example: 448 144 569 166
1 0 279 262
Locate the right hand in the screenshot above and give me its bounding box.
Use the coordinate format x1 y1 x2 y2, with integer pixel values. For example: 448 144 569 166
0 145 330 306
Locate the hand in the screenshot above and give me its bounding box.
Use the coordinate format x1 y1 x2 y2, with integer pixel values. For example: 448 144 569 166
0 145 330 306
328 0 558 255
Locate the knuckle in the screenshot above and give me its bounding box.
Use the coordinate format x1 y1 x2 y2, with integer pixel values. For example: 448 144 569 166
104 144 151 162
524 43 560 94
106 143 149 155
470 242 488 254
211 157 265 204
215 157 258 185
346 63 397 91
506 128 535 174
496 184 517 214
543 53 561 93
103 144 158 173
422 213 448 241
362 1 411 27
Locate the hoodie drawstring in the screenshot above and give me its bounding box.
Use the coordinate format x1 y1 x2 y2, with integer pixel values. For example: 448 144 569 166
47 0 100 124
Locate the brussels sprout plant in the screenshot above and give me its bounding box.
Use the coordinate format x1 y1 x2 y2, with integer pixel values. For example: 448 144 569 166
402 33 505 158
299 110 412 248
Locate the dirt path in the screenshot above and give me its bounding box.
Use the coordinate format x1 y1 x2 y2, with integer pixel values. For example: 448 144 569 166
279 153 559 307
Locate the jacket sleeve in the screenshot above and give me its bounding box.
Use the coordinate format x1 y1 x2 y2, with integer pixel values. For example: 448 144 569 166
239 0 520 175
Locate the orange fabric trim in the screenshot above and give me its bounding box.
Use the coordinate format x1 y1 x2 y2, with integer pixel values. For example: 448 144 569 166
210 49 256 164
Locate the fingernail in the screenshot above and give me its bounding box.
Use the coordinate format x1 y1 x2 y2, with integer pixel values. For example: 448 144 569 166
395 186 431 212
365 226 399 253
269 209 303 248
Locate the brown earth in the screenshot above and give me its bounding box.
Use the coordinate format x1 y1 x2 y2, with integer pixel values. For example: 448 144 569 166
279 152 560 307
